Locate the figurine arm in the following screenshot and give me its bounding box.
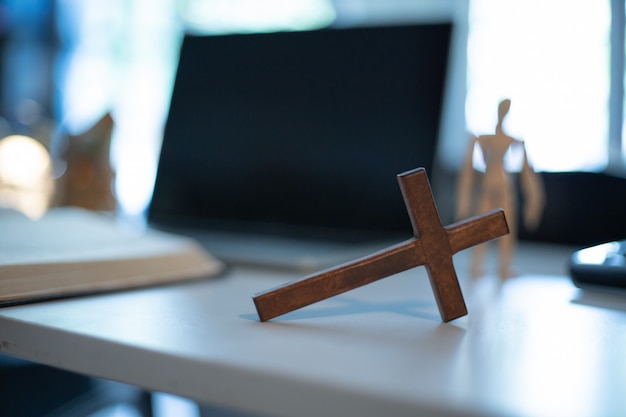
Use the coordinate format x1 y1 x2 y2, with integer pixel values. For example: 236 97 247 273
456 136 477 220
519 146 545 230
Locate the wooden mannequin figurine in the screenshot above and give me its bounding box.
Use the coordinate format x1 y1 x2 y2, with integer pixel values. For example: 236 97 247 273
456 99 544 279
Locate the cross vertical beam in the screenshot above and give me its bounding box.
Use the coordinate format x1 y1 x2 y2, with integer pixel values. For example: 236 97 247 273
398 169 467 321
253 168 509 322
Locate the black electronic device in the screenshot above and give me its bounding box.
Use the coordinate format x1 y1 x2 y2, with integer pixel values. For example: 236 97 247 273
147 21 456 268
569 240 626 290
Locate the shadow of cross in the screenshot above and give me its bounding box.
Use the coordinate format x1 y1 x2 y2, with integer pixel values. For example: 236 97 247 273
253 168 509 323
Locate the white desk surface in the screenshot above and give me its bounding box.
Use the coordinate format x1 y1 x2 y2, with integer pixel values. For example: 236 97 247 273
1 242 625 417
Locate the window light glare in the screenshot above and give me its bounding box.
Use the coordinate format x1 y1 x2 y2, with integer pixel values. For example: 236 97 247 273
466 0 611 173
180 0 336 34
574 242 620 265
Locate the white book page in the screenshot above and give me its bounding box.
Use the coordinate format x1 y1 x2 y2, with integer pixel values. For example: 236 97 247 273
0 207 201 266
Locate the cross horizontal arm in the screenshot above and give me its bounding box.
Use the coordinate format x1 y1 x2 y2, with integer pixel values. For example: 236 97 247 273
446 209 509 254
253 239 425 322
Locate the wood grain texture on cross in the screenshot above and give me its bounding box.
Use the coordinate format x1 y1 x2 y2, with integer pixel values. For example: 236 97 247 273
253 168 509 323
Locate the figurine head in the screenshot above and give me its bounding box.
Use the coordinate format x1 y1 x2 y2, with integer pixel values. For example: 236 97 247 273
496 99 511 133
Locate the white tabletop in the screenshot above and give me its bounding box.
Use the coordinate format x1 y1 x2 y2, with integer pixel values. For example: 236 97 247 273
1 242 625 417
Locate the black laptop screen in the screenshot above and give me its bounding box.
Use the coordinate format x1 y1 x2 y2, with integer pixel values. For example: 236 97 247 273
149 23 452 240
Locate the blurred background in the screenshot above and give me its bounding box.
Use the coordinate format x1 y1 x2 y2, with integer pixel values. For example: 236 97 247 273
0 1 624 416
0 0 622 223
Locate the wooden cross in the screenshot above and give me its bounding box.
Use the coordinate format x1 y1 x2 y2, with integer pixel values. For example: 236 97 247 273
253 168 509 323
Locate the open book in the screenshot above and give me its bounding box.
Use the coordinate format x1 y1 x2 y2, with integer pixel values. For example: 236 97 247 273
0 207 224 306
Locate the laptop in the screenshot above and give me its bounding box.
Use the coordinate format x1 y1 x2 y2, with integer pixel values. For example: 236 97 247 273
148 21 454 270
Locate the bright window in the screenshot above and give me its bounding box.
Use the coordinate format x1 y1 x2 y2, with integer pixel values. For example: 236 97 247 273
466 0 612 173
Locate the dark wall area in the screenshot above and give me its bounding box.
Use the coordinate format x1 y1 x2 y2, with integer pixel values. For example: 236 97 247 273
518 171 626 246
